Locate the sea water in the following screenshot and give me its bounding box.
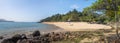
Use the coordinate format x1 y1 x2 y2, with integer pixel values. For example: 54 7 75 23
0 22 58 35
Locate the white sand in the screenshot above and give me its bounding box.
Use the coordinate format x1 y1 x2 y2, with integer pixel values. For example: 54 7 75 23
43 22 112 31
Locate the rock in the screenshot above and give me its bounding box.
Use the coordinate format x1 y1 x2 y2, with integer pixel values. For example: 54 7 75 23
2 31 94 43
112 39 120 43
44 33 50 37
1 34 27 43
1 38 14 43
11 34 22 43
21 34 27 39
12 34 22 39
0 36 4 39
31 40 42 43
40 37 51 43
17 39 29 43
32 30 40 37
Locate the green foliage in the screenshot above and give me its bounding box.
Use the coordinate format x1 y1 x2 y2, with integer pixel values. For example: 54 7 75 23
40 0 120 24
69 9 80 21
86 0 120 22
41 9 77 22
40 9 100 22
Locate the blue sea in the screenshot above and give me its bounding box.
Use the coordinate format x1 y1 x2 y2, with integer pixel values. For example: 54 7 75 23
0 22 59 36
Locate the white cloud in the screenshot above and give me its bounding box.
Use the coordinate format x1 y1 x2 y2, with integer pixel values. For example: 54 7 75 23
70 4 79 9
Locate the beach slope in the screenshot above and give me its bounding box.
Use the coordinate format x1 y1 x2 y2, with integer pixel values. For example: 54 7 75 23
43 22 112 31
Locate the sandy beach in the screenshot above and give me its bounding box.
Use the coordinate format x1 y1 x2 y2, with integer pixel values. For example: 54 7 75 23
43 22 112 31
0 22 119 43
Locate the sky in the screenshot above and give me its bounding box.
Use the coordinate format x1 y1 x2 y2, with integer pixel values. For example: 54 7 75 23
0 0 96 22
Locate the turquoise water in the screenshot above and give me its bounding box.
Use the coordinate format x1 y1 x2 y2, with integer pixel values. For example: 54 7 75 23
0 22 58 35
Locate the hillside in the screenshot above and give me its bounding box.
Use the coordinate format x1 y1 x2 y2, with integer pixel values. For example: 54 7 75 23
0 19 13 22
40 9 107 24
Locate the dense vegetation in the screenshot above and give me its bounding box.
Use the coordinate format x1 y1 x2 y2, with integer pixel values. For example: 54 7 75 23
41 9 100 22
86 0 120 23
40 0 120 24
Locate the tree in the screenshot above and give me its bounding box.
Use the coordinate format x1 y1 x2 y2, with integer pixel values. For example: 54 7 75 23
86 0 120 39
40 8 100 22
70 9 80 21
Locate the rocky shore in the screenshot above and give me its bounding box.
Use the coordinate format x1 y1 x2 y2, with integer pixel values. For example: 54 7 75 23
1 29 120 43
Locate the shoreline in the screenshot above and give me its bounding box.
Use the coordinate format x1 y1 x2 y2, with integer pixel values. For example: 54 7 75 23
0 22 112 38
0 24 62 38
0 22 119 43
0 25 63 43
43 22 112 31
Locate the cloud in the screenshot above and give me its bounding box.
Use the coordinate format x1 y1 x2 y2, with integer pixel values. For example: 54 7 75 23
70 4 79 9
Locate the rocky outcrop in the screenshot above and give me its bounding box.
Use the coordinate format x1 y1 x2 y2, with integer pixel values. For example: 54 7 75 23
2 30 120 43
1 30 67 43
1 34 27 43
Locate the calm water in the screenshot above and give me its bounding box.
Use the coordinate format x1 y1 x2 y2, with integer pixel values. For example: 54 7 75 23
0 22 59 35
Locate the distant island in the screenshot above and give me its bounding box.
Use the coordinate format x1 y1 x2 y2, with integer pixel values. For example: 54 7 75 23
0 19 14 22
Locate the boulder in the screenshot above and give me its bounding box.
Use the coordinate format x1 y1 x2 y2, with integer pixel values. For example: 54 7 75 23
32 30 40 37
1 38 14 43
112 39 120 43
21 34 27 39
0 36 4 39
17 39 29 43
1 34 27 43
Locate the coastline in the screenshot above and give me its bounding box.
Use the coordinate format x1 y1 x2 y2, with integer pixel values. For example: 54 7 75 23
0 22 119 43
0 24 62 38
43 22 112 31
0 24 63 43
0 22 112 39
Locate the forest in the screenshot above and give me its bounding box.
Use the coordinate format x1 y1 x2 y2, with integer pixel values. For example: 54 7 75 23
40 0 120 24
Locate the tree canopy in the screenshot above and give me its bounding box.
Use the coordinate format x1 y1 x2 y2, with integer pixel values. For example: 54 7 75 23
40 9 101 23
40 0 120 24
85 0 120 21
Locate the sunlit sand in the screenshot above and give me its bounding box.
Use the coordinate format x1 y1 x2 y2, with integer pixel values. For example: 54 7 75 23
43 22 112 31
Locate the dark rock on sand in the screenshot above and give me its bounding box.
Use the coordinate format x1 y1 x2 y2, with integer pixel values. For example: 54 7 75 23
1 34 21 43
32 30 40 37
1 38 15 43
0 36 4 39
1 34 27 43
3 31 104 43
20 34 27 39
17 39 29 43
